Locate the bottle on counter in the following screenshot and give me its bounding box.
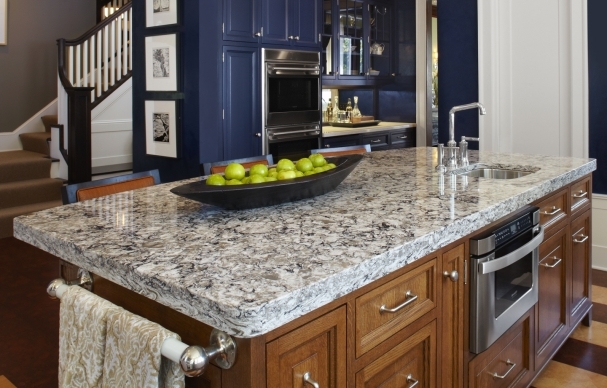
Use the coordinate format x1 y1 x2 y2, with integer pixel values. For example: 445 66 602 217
352 96 362 118
326 98 333 122
346 98 353 122
333 96 342 122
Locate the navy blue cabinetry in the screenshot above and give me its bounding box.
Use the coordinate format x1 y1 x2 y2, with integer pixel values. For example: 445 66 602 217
224 0 261 43
223 46 262 159
261 0 320 47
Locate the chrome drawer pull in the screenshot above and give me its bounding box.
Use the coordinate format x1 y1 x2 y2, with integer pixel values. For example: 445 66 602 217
573 234 589 243
379 290 418 313
303 372 320 388
406 374 419 387
573 190 588 199
491 359 516 379
371 139 382 143
541 256 562 268
543 206 561 216
398 135 407 139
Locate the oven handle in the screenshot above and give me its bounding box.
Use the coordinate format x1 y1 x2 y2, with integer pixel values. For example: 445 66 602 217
269 66 320 72
269 129 320 137
479 226 544 275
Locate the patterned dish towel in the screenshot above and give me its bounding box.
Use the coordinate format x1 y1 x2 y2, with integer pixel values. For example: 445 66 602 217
102 308 185 388
59 286 121 387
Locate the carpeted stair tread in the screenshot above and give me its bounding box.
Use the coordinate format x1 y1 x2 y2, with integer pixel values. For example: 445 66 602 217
20 132 51 156
0 178 63 209
0 150 52 183
0 200 63 239
41 115 58 132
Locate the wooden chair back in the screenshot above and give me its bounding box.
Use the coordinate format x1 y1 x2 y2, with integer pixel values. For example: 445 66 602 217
62 170 161 204
202 155 274 176
310 144 371 158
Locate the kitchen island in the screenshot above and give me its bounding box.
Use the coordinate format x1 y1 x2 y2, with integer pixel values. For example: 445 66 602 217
14 148 595 387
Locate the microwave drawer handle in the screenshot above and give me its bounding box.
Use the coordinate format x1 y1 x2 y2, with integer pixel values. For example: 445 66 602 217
490 359 516 379
479 226 544 275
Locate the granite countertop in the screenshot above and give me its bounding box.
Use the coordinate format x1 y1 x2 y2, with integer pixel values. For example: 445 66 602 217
14 148 595 338
322 121 416 137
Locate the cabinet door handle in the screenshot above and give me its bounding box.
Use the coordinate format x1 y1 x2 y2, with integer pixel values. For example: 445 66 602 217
406 374 419 388
254 31 262 37
398 135 407 139
294 36 300 41
573 190 588 198
541 256 562 268
490 359 516 379
542 206 561 216
324 144 330 148
254 133 261 137
443 270 459 282
302 372 320 388
379 290 418 313
288 35 294 40
573 234 589 243
371 139 382 143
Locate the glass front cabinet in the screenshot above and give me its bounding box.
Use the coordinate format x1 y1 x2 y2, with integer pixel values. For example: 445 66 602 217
321 0 392 83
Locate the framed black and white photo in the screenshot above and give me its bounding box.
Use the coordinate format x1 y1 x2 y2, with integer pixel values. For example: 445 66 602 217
0 0 7 46
145 100 180 158
145 34 178 91
146 0 178 27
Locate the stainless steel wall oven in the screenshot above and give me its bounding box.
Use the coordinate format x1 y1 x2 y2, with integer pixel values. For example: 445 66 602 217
262 49 321 160
470 206 544 354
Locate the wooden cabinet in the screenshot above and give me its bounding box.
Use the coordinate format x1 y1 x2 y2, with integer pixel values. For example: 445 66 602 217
536 188 569 234
222 46 262 160
354 320 436 388
441 244 466 388
267 306 346 388
569 209 592 327
322 127 416 150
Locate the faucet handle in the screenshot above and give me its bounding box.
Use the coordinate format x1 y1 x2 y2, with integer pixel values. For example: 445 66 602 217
461 136 480 143
436 144 446 172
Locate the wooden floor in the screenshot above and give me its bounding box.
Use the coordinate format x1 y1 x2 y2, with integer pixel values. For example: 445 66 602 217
1 235 607 387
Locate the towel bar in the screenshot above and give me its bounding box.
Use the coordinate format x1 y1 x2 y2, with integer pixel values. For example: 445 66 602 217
47 272 237 378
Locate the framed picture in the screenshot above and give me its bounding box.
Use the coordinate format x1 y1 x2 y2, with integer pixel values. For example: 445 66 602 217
145 34 178 91
146 0 178 27
0 0 7 46
145 100 180 158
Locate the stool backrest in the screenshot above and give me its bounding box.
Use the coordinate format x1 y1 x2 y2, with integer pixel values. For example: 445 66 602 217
202 155 274 176
62 170 161 204
310 145 371 158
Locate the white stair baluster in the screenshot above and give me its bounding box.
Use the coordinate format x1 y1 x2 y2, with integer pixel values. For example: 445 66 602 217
122 12 128 76
68 46 74 86
116 17 121 80
110 20 115 86
83 40 88 87
75 44 81 87
97 31 102 97
90 36 95 101
129 9 132 71
103 25 109 92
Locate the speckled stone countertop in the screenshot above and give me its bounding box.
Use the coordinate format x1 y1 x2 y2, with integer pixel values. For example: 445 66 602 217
322 121 415 137
14 148 595 338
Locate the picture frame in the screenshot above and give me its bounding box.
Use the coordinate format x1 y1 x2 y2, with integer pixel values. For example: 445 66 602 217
146 0 178 28
145 100 180 158
0 0 7 46
145 34 178 91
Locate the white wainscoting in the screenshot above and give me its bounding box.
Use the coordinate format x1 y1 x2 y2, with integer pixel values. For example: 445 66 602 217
91 78 132 171
592 194 607 271
478 0 588 159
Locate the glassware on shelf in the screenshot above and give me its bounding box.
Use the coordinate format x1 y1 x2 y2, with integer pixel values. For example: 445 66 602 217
352 96 362 118
326 98 333 122
333 96 341 122
346 98 353 122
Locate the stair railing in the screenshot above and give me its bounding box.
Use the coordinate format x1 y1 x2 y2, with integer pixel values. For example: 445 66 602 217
99 0 132 22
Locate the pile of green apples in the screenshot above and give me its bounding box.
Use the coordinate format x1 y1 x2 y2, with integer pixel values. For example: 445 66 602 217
206 154 337 186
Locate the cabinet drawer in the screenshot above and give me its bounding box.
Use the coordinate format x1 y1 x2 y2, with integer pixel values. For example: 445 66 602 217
267 306 346 388
322 134 360 149
475 332 526 388
355 320 436 388
535 188 568 234
570 176 591 215
362 133 389 149
355 259 437 357
390 130 414 146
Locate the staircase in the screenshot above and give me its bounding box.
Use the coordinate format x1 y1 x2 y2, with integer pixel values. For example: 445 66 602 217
0 115 63 238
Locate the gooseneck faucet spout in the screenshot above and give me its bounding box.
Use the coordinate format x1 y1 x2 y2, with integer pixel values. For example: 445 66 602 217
448 102 487 148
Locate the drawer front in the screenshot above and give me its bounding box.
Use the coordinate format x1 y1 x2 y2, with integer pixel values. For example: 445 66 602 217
355 259 437 357
355 320 436 388
536 188 568 234
322 134 361 149
362 133 389 149
390 130 415 146
570 176 591 215
475 331 526 388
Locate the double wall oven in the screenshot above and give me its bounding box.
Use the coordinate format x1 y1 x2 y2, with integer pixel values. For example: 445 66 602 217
470 206 544 354
262 49 321 161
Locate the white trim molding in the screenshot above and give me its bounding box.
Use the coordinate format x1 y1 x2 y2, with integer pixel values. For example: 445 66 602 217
0 99 58 152
592 194 607 271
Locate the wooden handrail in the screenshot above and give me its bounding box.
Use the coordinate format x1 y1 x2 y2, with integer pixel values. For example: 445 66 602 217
64 2 131 47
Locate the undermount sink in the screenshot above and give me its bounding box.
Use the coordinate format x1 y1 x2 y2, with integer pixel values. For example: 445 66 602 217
460 168 534 179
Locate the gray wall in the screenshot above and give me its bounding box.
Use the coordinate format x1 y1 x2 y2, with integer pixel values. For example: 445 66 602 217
0 0 96 133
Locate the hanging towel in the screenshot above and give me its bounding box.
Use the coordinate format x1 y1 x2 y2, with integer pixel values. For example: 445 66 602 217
59 286 121 388
102 308 185 388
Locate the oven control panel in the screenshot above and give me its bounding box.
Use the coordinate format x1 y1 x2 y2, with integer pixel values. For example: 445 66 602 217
494 212 534 246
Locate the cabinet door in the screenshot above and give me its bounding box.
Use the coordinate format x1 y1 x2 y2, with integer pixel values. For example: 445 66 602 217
223 46 262 160
291 0 320 47
261 0 290 45
570 209 592 326
535 226 568 369
267 306 346 388
354 320 436 388
224 0 261 43
368 1 392 77
441 244 465 388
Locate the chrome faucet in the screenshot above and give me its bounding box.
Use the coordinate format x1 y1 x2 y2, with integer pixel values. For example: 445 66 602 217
437 102 487 171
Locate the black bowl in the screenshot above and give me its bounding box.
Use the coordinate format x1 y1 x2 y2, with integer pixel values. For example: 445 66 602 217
170 154 363 210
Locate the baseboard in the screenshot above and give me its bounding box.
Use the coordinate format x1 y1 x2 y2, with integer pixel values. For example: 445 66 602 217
0 99 58 152
92 163 133 175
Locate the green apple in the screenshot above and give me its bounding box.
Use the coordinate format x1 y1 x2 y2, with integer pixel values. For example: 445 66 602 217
309 154 327 167
226 179 243 185
295 171 304 177
249 164 269 177
277 170 297 180
314 167 325 173
295 158 314 172
265 176 277 182
206 174 226 186
241 177 251 184
249 175 266 184
276 159 296 172
304 170 316 176
224 163 246 180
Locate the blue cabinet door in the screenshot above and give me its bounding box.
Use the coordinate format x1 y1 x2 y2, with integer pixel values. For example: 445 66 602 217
262 0 290 45
224 0 261 43
223 46 262 160
291 0 320 47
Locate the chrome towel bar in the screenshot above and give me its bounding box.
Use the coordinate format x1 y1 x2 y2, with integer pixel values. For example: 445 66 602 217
46 271 237 378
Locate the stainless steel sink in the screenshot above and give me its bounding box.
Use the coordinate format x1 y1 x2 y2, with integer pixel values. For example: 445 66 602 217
461 168 533 179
